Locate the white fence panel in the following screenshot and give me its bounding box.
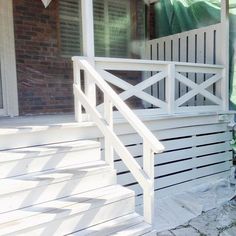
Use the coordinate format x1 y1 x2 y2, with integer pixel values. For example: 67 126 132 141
146 23 223 107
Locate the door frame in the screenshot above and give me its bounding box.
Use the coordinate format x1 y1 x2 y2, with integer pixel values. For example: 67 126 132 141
0 0 18 117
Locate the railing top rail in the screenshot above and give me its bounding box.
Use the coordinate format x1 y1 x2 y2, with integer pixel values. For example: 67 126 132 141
92 57 224 69
146 23 222 44
72 56 165 154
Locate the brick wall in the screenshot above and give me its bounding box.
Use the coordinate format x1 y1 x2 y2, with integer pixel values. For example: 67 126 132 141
13 0 146 115
13 0 74 115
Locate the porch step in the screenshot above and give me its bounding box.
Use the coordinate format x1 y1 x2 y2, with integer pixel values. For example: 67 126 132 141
0 140 101 178
70 213 154 236
0 185 135 235
0 161 116 213
0 115 97 150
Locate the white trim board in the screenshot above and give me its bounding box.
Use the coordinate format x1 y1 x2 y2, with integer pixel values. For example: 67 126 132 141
0 0 18 117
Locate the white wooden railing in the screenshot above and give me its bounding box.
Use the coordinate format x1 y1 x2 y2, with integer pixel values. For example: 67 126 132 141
95 57 226 114
72 56 165 225
73 56 226 225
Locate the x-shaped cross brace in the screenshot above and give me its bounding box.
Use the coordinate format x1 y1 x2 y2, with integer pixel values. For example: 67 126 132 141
175 72 223 107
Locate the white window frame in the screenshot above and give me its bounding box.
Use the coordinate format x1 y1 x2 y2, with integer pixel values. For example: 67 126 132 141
0 0 18 117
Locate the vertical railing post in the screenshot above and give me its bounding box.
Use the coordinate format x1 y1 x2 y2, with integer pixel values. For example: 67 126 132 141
167 63 176 114
73 60 83 122
84 73 96 108
143 140 155 225
221 0 229 111
104 94 114 168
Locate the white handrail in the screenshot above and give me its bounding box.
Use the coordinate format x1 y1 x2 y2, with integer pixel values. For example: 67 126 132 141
73 57 165 154
72 56 165 225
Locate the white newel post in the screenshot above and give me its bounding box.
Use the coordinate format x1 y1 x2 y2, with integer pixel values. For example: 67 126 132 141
73 60 82 122
221 0 229 111
81 0 96 110
143 140 155 225
104 95 114 168
167 63 176 114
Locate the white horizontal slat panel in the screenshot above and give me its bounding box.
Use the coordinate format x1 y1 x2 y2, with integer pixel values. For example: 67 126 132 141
162 132 231 151
136 171 230 202
123 161 231 199
156 152 232 177
115 142 232 174
156 142 231 164
101 123 230 149
118 152 231 186
112 120 232 200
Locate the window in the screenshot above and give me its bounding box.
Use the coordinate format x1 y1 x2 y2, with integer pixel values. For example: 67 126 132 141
59 0 131 57
93 0 130 57
59 0 82 56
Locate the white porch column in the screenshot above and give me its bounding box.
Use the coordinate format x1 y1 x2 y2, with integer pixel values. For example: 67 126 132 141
0 0 19 116
81 0 96 108
221 0 230 111
81 0 95 61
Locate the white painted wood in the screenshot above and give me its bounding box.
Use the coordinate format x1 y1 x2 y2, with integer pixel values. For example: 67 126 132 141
104 94 114 168
179 33 188 101
146 23 227 108
73 58 165 153
73 61 83 122
70 213 150 236
125 162 231 198
135 171 230 201
81 0 96 108
0 140 101 178
109 221 152 236
95 57 224 114
81 0 95 60
0 0 18 116
0 113 231 150
220 0 230 111
0 113 232 207
0 185 135 235
175 72 223 107
167 64 175 113
97 68 168 110
175 64 223 74
187 33 196 106
143 140 154 225
114 142 231 174
157 39 165 102
118 153 232 188
150 42 158 104
0 160 110 196
0 161 116 213
74 85 149 189
156 170 231 198
73 57 166 225
0 185 123 225
95 57 224 69
111 122 232 201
